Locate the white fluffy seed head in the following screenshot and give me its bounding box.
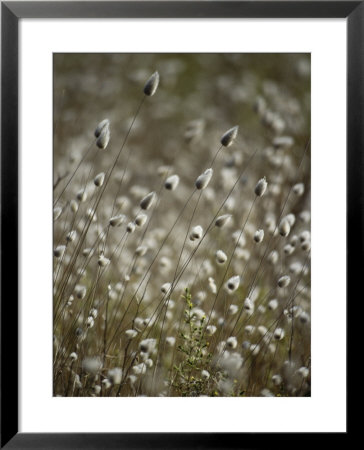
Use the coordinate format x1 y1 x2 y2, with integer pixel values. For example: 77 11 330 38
166 336 176 347
132 363 147 375
273 328 285 340
127 375 137 387
195 168 213 190
268 250 279 265
245 325 255 335
54 245 66 258
135 213 148 227
250 344 260 356
284 244 294 255
139 338 157 354
94 172 105 187
159 256 171 270
201 370 210 380
293 182 305 196
206 325 217 336
140 191 156 210
220 351 243 375
284 213 296 227
257 326 267 336
75 284 87 299
76 189 87 202
89 308 98 319
297 366 310 378
289 262 303 275
299 311 310 324
145 359 153 369
189 225 203 241
125 329 138 339
226 336 238 349
98 254 110 267
161 282 172 295
299 211 311 223
272 135 294 149
94 119 109 138
82 247 93 257
70 352 78 361
279 219 291 237
225 275 240 292
268 299 279 310
108 367 123 385
135 246 148 256
82 356 102 374
126 222 136 233
228 304 239 315
300 230 311 242
66 230 77 242
261 388 274 397
164 174 180 191
143 71 160 96
272 374 283 386
215 249 227 264
220 125 239 147
96 125 110 149
109 214 126 227
278 275 291 288
53 206 62 221
70 200 78 214
133 317 146 332
215 214 232 228
85 208 96 222
86 316 95 328
254 229 264 243
254 177 268 197
208 277 217 294
243 297 254 313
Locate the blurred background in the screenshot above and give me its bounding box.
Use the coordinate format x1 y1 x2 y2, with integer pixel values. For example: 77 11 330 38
54 53 310 168
53 54 311 397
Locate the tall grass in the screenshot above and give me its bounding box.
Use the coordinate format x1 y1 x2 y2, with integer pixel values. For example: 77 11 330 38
53 54 311 397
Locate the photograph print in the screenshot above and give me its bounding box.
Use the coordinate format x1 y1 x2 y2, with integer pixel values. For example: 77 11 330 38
53 53 311 397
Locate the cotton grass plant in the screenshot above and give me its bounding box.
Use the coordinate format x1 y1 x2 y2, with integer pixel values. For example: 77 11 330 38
53 54 310 397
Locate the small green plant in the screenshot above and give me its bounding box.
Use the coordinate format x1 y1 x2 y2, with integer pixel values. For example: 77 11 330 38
171 288 215 396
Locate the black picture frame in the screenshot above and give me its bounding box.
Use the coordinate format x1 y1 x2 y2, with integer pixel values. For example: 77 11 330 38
1 1 355 448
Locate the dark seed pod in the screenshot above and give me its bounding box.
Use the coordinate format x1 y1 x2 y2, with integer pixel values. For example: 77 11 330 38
135 213 148 227
109 214 126 227
140 192 156 210
215 214 232 228
54 245 66 258
94 119 110 138
278 275 291 288
143 71 160 96
220 125 239 147
254 229 264 243
195 168 213 190
53 206 62 221
279 219 291 237
96 126 110 149
94 172 105 187
254 177 268 197
164 174 180 191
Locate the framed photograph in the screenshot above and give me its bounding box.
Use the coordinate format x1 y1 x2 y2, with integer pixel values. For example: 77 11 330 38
1 1 354 448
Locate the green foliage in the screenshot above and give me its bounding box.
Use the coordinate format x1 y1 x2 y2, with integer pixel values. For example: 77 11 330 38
170 288 216 396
